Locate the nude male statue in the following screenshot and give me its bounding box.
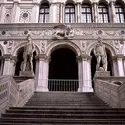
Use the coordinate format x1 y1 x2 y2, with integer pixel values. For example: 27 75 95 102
21 35 35 72
94 38 107 71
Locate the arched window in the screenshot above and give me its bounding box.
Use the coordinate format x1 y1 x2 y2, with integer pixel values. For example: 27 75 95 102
39 3 49 23
81 4 92 23
65 3 76 23
115 4 125 23
98 4 109 23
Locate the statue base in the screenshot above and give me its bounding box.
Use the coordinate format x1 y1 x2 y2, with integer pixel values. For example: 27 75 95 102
94 71 110 77
20 71 34 77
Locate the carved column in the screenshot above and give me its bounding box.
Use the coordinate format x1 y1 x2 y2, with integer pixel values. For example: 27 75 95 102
110 1 116 23
59 2 65 23
112 57 118 76
123 57 125 74
36 54 49 92
10 56 17 76
77 56 83 92
92 2 98 23
3 54 12 75
115 54 125 76
79 54 93 92
76 2 81 23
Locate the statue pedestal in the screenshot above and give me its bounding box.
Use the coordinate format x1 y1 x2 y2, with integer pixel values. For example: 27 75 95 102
20 71 34 77
94 71 110 77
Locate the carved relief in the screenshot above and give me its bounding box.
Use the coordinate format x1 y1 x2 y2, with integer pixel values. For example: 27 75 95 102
7 41 13 54
41 41 46 54
19 9 32 23
81 41 86 54
4 8 12 23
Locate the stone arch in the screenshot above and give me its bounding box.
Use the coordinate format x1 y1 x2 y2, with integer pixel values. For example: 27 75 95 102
82 0 92 4
38 0 50 4
65 0 76 5
12 42 40 56
98 0 109 5
115 0 125 5
46 41 81 57
87 41 115 56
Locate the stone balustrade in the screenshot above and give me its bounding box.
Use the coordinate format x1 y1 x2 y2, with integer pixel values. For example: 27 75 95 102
0 76 34 116
94 77 125 108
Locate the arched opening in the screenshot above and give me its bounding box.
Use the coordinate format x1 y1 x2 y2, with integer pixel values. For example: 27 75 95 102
0 50 3 75
90 48 113 88
48 48 78 91
15 47 36 76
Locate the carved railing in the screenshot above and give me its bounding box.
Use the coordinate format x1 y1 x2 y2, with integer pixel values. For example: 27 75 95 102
18 79 34 107
0 76 34 116
94 77 125 108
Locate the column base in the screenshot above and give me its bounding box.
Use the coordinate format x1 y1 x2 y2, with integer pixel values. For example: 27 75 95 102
78 87 93 92
36 86 49 92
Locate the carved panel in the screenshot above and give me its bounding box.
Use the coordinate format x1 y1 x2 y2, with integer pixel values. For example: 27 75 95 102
4 8 12 23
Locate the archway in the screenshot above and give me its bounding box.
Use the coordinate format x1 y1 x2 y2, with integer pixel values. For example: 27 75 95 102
15 47 36 76
91 48 113 88
48 48 78 91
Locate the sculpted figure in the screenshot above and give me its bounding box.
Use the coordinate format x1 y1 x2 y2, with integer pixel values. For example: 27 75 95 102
94 38 107 71
21 35 35 72
53 24 73 39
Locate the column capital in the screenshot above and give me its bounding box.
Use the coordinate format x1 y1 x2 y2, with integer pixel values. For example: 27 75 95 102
113 54 124 61
36 54 50 62
77 54 92 61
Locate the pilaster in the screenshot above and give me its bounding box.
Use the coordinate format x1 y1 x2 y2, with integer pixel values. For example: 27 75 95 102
36 54 50 92
32 3 39 23
59 2 65 23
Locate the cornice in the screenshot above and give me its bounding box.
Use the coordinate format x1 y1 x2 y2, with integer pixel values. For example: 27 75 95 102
1 23 125 29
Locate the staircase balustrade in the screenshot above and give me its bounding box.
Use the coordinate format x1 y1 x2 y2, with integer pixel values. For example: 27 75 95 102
0 76 34 116
94 77 125 108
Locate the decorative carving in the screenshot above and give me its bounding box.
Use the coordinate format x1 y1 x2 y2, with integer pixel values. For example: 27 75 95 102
19 9 32 23
53 24 74 39
81 41 86 54
94 37 107 71
41 41 45 54
4 8 12 23
7 41 13 54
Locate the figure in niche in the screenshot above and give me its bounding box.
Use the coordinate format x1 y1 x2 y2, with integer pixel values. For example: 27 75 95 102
21 35 35 72
94 38 107 71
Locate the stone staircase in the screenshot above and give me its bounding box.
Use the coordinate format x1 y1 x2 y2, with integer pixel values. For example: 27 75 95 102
0 92 125 125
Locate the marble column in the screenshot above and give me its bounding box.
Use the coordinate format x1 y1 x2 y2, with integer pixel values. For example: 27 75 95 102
36 54 49 92
76 2 81 23
10 56 17 76
110 1 116 23
77 56 83 92
92 2 98 23
115 54 124 76
3 54 12 75
112 57 118 76
123 57 125 75
80 54 93 92
0 56 4 75
59 2 65 23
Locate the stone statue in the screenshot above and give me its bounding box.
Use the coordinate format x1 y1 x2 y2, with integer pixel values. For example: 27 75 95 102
53 24 74 39
21 35 35 72
94 38 107 71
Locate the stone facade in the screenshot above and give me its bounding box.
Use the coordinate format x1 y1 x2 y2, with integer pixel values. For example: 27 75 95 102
0 0 125 92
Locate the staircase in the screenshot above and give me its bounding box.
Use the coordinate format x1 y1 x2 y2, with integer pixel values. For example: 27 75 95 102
0 92 125 125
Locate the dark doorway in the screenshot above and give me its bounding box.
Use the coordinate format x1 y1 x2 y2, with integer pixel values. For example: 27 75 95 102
91 48 113 88
48 48 78 91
